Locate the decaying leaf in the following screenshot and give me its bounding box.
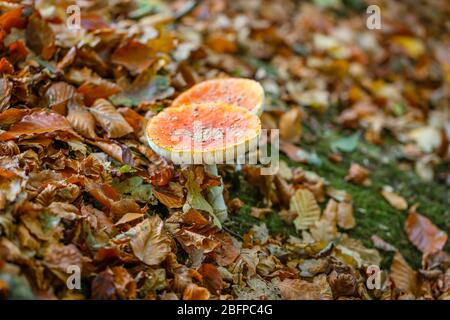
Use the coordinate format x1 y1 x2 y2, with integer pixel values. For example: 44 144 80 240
291 189 321 231
129 215 172 266
390 251 418 295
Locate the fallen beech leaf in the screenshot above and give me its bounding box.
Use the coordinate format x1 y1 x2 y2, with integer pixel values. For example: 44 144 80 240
183 283 210 300
291 189 321 231
345 163 369 185
176 229 220 254
328 269 357 297
310 220 337 243
322 198 338 225
337 202 356 229
390 251 418 295
67 97 98 139
198 263 223 294
381 189 408 210
0 111 75 141
153 187 184 208
129 215 172 266
279 107 302 143
89 99 133 138
26 12 56 60
185 171 220 228
405 212 448 255
44 243 82 273
111 40 155 74
91 270 117 300
92 141 125 163
0 108 29 126
77 78 121 106
278 278 331 300
115 213 145 226
208 232 240 267
0 77 12 112
46 82 75 115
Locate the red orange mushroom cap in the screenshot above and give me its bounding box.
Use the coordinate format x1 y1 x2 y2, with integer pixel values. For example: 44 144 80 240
146 102 261 164
171 78 265 116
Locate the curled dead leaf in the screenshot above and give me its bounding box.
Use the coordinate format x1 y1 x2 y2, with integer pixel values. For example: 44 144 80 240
405 211 447 255
89 99 133 138
129 215 172 266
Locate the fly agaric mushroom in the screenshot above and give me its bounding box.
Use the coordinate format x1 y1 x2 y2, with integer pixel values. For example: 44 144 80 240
146 102 261 223
171 78 265 116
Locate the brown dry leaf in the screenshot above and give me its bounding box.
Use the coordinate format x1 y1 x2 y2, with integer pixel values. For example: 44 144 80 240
115 213 145 226
66 96 98 139
0 110 75 141
291 189 321 231
390 251 418 295
345 163 369 185
322 198 338 225
278 278 331 300
183 283 211 300
92 141 125 163
26 12 56 60
111 40 155 74
77 78 121 106
405 212 448 255
44 243 83 273
209 232 240 267
336 202 356 229
129 215 172 266
0 108 29 126
279 107 302 143
153 187 184 208
176 229 220 254
381 189 408 210
198 263 223 294
46 82 75 115
89 99 133 138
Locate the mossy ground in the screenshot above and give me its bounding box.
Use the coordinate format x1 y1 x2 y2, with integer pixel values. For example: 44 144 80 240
226 109 449 270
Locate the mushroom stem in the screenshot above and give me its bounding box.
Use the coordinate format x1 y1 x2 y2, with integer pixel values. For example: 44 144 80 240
205 164 228 222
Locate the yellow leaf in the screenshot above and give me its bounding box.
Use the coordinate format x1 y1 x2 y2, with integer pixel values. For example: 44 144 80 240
291 189 321 231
